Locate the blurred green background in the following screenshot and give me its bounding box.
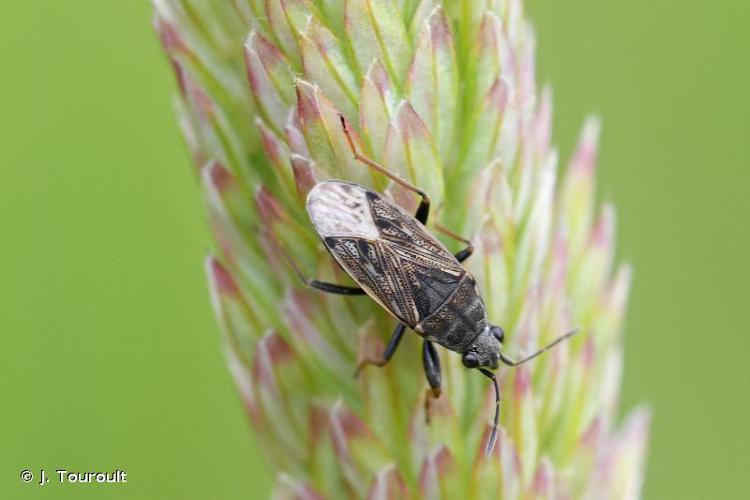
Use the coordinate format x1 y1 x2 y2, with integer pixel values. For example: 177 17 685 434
1 1 747 498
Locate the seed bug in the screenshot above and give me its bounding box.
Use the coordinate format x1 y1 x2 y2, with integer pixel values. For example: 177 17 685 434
286 114 578 456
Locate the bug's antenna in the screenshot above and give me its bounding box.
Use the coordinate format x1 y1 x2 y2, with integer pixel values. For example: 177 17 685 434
479 368 500 457
499 328 580 367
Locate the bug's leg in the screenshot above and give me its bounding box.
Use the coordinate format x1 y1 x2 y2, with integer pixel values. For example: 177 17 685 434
339 114 431 224
422 340 442 423
422 341 442 396
282 247 366 295
354 323 406 376
304 280 366 295
434 223 474 263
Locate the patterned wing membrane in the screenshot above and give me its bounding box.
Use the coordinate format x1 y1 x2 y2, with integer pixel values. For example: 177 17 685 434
307 181 466 327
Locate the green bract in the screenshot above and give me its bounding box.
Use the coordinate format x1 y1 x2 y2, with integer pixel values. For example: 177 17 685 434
154 0 650 497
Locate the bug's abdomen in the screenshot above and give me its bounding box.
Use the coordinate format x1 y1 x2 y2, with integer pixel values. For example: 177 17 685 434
416 274 488 352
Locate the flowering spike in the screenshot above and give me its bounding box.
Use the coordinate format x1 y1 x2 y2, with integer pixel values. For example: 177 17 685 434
157 0 650 496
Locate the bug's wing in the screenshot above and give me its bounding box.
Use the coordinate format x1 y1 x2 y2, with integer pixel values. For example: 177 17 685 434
307 181 465 327
323 237 464 326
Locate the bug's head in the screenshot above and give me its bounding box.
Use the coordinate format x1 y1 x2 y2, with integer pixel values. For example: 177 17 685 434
461 325 505 370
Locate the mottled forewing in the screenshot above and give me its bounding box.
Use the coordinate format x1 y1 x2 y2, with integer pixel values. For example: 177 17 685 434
307 181 465 327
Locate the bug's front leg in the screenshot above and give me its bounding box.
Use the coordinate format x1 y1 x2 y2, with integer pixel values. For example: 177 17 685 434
354 323 406 376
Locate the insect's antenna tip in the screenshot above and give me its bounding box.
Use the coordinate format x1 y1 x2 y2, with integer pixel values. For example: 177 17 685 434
480 369 501 457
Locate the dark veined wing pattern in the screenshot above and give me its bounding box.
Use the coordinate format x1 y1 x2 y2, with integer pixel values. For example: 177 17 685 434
307 181 465 328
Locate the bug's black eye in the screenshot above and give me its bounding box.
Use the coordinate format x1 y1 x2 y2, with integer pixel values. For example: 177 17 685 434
462 352 479 369
491 326 505 343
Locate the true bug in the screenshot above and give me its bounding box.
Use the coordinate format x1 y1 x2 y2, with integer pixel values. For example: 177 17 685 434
286 115 578 455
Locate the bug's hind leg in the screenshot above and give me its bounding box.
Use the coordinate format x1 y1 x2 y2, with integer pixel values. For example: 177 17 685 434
434 224 474 263
339 114 431 224
282 247 366 295
422 340 443 423
354 323 406 377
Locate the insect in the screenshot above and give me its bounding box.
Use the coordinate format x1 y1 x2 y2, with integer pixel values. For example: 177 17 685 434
286 114 578 455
